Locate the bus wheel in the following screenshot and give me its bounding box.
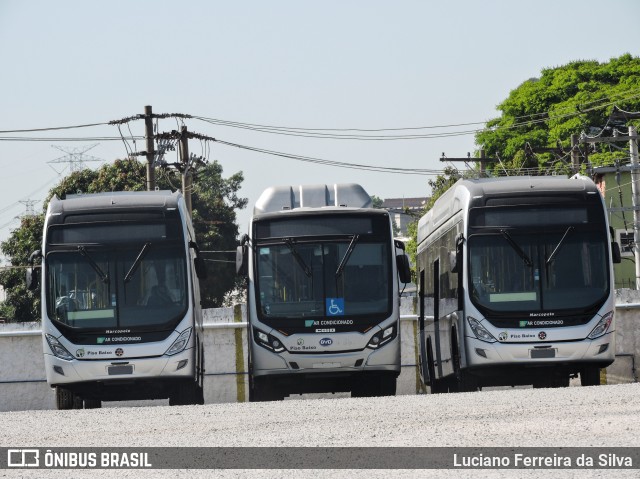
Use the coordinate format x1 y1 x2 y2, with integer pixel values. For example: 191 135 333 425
580 367 601 386
170 379 203 406
451 339 477 393
252 376 283 402
379 375 397 396
84 399 102 409
56 387 82 410
533 375 570 388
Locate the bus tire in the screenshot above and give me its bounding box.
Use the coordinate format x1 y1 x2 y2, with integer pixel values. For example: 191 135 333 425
580 367 601 386
170 379 203 406
56 386 82 410
84 399 102 409
533 374 570 388
451 337 477 393
379 375 397 396
252 376 283 402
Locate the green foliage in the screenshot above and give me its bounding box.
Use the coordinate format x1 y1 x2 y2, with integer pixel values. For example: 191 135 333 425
0 159 246 321
476 54 640 172
190 162 247 308
0 215 44 321
370 195 384 209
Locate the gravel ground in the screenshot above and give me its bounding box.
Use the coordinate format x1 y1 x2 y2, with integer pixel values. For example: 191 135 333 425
1 383 639 478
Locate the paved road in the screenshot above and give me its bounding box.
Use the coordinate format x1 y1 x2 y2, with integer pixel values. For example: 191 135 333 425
1 383 639 478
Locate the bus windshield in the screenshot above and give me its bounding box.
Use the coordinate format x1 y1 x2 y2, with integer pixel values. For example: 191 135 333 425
255 240 391 319
46 243 188 330
468 229 609 313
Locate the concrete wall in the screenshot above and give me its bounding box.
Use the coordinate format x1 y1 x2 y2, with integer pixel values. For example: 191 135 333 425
1 295 637 412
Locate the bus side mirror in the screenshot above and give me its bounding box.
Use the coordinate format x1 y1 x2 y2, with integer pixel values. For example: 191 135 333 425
26 267 39 291
612 242 622 264
26 249 42 291
189 241 208 279
451 233 464 273
396 254 411 284
236 245 248 276
194 256 208 279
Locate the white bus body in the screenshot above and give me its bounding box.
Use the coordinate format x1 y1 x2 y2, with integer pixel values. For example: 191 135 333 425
237 183 411 400
416 176 619 392
28 191 207 408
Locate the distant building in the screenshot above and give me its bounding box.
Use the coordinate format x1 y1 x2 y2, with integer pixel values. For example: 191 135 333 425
381 197 429 237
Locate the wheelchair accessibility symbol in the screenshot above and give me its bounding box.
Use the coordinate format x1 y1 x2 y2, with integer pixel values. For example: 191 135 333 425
326 298 344 316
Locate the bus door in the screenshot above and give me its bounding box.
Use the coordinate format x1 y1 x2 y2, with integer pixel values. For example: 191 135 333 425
433 259 443 378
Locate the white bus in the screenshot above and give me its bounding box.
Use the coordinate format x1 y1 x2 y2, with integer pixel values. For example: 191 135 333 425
27 191 207 408
416 175 620 392
236 183 411 400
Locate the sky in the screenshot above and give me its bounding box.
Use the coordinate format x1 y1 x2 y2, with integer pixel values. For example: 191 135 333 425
1 0 639 262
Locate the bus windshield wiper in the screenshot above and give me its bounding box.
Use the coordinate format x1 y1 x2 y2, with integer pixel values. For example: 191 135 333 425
546 226 574 265
500 230 532 267
336 234 360 278
284 238 312 278
124 242 151 283
77 246 109 283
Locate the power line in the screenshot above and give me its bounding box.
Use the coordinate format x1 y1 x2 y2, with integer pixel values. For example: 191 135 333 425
215 140 445 176
0 122 110 134
2 88 639 144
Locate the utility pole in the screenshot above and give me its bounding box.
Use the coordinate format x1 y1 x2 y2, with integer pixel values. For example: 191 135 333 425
144 105 155 191
440 151 496 177
629 126 640 289
571 134 580 174
179 126 193 215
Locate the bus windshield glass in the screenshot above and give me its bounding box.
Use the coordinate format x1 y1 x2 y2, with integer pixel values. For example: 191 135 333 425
46 224 188 330
468 227 609 314
254 214 392 320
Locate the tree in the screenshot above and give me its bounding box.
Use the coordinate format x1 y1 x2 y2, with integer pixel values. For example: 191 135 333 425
0 158 246 321
475 54 640 173
370 195 384 209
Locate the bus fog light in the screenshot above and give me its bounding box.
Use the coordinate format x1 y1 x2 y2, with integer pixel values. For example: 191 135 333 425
467 316 497 343
176 359 189 370
45 334 75 360
165 328 192 356
588 311 613 339
475 348 487 358
597 344 609 354
53 365 65 376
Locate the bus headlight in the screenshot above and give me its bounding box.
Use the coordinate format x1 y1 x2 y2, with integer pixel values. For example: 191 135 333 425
45 334 75 360
366 325 397 349
253 328 286 353
467 316 497 343
165 328 192 356
588 311 614 339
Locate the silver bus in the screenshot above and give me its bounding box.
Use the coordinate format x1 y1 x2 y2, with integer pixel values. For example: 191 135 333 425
416 175 620 392
27 191 207 408
237 183 411 400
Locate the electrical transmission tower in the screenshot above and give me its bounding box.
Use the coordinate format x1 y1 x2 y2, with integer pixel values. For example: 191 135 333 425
18 200 37 217
48 144 103 175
